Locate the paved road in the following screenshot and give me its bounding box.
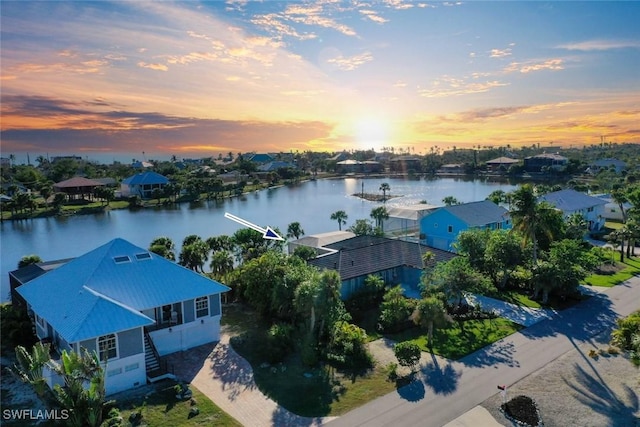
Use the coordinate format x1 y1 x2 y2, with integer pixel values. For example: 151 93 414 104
328 276 640 427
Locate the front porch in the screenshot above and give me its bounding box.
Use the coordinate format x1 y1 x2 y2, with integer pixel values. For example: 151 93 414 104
141 303 184 332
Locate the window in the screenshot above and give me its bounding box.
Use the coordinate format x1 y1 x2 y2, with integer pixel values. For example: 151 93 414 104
35 314 45 328
587 207 594 212
98 334 117 361
113 255 131 264
195 296 209 318
125 363 139 372
447 225 453 233
135 252 152 261
107 367 122 377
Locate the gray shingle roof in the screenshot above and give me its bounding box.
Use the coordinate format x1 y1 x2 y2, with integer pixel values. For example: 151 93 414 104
308 236 456 281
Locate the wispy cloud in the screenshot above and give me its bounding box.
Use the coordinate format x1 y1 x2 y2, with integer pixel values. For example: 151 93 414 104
419 76 509 98
504 59 564 73
137 62 168 71
490 48 512 58
557 39 640 51
360 9 388 24
327 52 373 71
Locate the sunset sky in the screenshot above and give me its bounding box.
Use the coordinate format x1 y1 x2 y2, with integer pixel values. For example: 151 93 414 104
1 1 639 163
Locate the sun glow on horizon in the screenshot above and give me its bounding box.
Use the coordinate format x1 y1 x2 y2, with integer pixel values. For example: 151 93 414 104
353 117 392 152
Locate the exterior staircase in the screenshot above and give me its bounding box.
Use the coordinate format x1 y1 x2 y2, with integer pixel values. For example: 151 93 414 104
144 331 174 382
144 334 161 373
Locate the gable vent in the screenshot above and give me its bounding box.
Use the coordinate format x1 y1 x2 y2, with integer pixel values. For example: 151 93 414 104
135 252 152 261
113 255 131 264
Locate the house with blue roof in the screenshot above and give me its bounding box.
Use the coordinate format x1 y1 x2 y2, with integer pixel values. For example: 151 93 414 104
538 189 606 231
420 200 511 252
121 171 169 199
15 238 229 395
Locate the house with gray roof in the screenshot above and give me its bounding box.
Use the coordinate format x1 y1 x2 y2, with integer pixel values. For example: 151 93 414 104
419 200 511 252
307 235 456 299
121 171 169 199
539 189 606 231
523 153 568 172
15 238 229 395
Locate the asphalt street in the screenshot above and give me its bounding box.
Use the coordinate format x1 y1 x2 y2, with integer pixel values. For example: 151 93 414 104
327 276 640 427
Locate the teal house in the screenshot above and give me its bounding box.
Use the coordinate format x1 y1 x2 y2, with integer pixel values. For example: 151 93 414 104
420 200 511 252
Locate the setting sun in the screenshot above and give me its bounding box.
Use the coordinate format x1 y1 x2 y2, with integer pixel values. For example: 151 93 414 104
353 118 391 151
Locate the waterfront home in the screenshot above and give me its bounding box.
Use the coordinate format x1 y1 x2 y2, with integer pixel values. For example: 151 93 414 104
485 156 520 172
420 200 511 252
389 156 421 173
384 204 439 238
336 159 383 174
538 189 606 231
14 238 229 395
120 171 169 199
53 177 105 200
523 153 568 172
307 235 455 299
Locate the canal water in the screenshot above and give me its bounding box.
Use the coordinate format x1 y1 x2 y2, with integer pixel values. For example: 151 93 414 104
1 177 518 301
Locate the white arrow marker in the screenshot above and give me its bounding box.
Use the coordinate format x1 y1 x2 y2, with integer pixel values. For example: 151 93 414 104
224 212 284 241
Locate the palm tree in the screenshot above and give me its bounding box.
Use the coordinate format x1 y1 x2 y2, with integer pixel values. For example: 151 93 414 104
330 210 348 231
509 184 556 263
611 189 628 223
287 222 305 240
209 250 234 279
486 190 506 206
39 183 53 209
411 297 450 349
370 206 389 232
442 196 459 206
379 182 390 202
149 236 176 261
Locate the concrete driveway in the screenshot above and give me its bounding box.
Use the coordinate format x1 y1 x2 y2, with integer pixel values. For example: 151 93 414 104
466 294 556 327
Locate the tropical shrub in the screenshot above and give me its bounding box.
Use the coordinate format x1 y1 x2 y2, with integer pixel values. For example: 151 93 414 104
326 321 372 370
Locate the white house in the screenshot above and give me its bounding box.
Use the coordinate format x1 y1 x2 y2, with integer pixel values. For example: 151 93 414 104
538 189 607 231
592 193 633 221
16 238 229 395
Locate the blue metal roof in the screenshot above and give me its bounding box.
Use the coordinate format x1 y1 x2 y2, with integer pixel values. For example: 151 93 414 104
122 171 169 185
17 238 229 343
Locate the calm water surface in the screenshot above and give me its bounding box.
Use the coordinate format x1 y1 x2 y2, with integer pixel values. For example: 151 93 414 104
1 177 517 301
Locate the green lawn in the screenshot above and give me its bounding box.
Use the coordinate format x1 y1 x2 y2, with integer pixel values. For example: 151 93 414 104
387 318 523 360
583 256 640 287
114 380 240 427
490 290 542 309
